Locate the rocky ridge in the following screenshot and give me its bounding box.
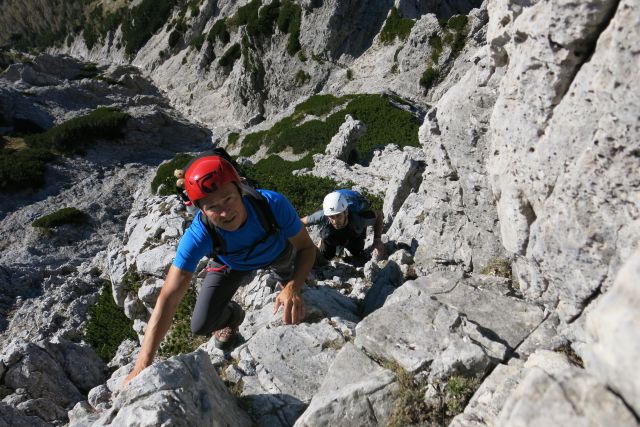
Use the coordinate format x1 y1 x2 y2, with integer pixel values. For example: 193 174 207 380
0 0 639 426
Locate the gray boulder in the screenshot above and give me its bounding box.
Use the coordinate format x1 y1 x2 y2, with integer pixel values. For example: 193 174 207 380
585 249 640 415
294 343 397 427
324 114 366 161
69 351 251 427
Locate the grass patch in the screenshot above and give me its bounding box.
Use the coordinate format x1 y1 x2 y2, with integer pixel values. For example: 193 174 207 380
150 153 194 196
32 207 88 229
479 258 512 280
25 107 129 155
159 286 207 356
442 375 480 418
85 281 138 362
384 359 431 427
239 93 420 162
383 359 480 426
379 7 415 45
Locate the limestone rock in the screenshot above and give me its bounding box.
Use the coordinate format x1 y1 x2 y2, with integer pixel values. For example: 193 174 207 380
69 351 251 427
294 343 397 427
324 114 366 161
585 249 640 415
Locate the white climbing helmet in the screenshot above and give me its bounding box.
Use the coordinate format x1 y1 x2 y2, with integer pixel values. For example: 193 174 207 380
323 191 348 216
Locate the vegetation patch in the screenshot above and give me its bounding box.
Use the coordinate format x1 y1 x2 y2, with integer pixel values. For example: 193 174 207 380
383 358 480 426
379 7 415 45
150 153 194 196
419 14 469 93
278 0 302 55
227 132 240 147
219 43 241 67
159 285 207 356
25 107 129 155
32 207 88 229
121 0 178 57
0 147 52 192
207 19 230 45
239 93 420 162
294 69 310 86
419 67 440 91
85 280 137 362
346 69 353 80
429 33 443 64
384 359 431 427
479 257 512 280
121 264 142 295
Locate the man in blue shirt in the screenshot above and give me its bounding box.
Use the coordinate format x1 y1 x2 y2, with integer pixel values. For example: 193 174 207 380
124 155 315 386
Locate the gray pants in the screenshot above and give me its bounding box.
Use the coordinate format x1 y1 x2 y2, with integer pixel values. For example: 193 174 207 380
190 242 296 336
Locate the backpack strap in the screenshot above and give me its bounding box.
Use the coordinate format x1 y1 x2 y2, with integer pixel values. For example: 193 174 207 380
202 189 280 261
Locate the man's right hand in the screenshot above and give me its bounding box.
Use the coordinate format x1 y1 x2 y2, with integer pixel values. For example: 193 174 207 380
122 358 150 388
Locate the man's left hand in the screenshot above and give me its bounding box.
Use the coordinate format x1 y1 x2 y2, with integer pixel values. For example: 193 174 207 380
274 281 305 325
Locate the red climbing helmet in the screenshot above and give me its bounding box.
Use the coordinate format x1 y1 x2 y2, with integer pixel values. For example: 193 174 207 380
183 156 241 204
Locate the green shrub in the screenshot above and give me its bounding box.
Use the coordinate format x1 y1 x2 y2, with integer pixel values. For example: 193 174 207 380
227 132 240 147
346 69 353 80
419 67 439 91
298 49 308 62
219 43 241 67
443 375 480 418
429 33 443 64
121 264 142 295
85 281 137 362
294 69 310 85
32 207 88 228
189 2 200 17
78 63 100 79
278 0 302 55
239 93 420 161
379 7 415 45
255 0 281 37
150 153 194 196
168 30 183 48
159 285 206 356
0 147 52 192
190 33 205 50
447 15 468 32
25 108 129 155
122 0 177 56
450 31 467 58
228 0 261 31
207 19 230 45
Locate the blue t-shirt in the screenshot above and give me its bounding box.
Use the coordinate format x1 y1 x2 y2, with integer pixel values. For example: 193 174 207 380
173 189 302 272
